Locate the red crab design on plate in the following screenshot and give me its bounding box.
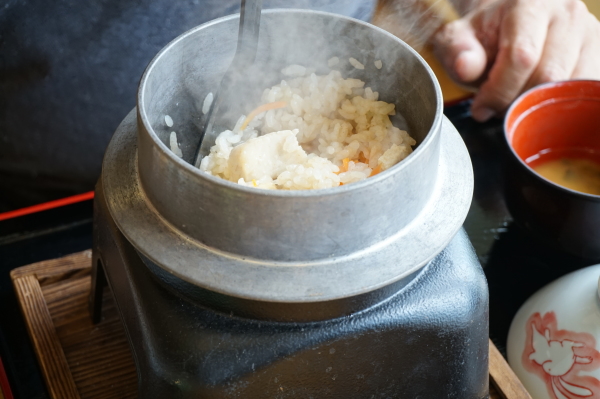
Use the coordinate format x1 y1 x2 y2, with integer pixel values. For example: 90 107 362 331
523 312 600 399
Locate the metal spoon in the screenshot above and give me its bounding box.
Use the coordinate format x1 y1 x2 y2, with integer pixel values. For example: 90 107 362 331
193 0 263 167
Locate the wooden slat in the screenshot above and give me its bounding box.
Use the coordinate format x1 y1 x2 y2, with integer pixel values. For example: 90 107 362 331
10 250 92 283
45 280 137 399
490 339 532 399
11 250 530 398
12 274 80 399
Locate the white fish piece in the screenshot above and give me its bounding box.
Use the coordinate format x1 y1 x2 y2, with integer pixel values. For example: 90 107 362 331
227 130 307 181
374 60 383 69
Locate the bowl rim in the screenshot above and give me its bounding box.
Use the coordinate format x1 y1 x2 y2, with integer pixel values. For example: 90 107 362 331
504 79 600 202
136 8 444 197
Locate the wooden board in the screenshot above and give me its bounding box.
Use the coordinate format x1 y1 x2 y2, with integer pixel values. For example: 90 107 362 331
11 251 136 399
11 251 530 399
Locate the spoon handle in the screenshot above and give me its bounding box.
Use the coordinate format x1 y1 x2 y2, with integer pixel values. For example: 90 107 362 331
235 0 263 65
193 0 263 167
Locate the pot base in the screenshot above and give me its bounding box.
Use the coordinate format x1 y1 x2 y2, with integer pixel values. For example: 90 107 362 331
92 179 489 398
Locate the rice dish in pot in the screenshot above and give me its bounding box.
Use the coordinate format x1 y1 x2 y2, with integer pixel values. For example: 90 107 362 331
198 65 416 190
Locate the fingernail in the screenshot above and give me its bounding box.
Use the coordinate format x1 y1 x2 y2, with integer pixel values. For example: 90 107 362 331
471 107 495 122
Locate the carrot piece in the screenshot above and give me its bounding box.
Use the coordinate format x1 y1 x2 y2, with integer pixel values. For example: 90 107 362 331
370 165 382 176
240 101 288 130
334 158 351 175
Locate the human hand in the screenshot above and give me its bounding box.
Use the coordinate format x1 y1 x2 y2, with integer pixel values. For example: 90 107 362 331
431 0 600 121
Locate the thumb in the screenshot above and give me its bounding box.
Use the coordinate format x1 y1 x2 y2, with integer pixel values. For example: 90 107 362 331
431 18 487 84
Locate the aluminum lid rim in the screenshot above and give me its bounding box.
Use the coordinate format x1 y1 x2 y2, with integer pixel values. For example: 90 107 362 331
102 110 472 302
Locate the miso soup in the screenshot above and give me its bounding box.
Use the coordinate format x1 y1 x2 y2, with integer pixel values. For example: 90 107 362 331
526 148 600 195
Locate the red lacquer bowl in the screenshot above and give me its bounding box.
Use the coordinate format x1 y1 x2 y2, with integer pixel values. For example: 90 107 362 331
504 80 600 258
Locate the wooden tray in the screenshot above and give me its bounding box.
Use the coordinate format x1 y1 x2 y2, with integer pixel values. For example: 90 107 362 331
11 251 531 399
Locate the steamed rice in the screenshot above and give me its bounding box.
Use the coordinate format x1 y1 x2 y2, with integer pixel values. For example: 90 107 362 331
199 66 415 190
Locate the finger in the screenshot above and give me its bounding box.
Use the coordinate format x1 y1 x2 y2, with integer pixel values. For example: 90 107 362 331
571 14 600 79
471 0 550 121
432 18 488 83
525 0 588 89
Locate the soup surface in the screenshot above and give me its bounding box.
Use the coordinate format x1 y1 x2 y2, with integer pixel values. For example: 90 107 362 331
527 148 600 195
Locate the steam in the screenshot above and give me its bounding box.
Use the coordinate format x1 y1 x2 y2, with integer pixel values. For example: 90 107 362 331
147 7 444 164
371 0 478 50
191 12 405 154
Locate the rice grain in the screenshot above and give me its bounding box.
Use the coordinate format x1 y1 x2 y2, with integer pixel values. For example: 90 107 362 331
169 132 183 158
349 58 365 70
281 65 307 77
202 92 214 115
327 57 339 67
